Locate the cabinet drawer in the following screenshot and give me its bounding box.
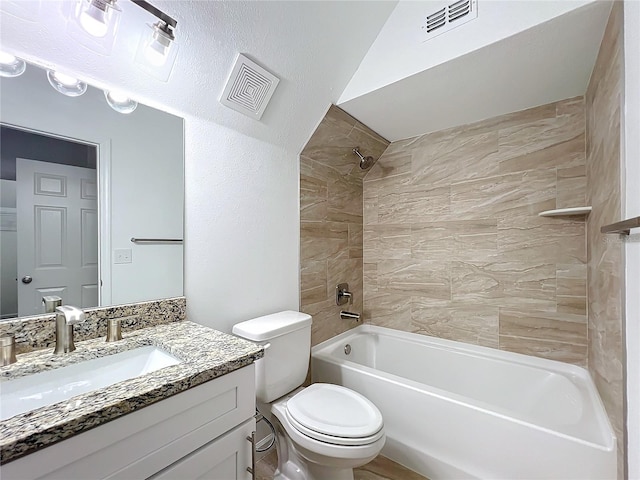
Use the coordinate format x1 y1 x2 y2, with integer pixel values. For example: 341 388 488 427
150 418 255 480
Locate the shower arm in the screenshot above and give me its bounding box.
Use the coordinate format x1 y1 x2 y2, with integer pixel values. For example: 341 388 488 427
353 147 366 161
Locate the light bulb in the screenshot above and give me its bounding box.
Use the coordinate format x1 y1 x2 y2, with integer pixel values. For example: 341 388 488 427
135 21 179 82
79 5 108 37
53 72 80 86
47 70 87 97
143 22 173 67
0 51 26 77
0 52 16 64
144 42 168 67
104 90 137 114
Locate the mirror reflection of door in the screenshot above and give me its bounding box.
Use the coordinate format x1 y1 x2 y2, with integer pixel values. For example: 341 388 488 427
0 126 98 318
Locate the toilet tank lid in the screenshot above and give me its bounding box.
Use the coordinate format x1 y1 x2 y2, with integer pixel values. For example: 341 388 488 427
232 311 312 342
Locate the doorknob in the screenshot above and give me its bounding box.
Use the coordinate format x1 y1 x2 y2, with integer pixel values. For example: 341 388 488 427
21 275 33 284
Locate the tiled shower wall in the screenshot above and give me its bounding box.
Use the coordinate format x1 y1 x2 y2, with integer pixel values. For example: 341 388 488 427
585 2 625 476
362 98 589 365
300 106 388 346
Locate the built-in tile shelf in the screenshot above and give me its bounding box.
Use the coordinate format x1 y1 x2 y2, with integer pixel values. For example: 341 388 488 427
538 207 592 217
601 216 640 235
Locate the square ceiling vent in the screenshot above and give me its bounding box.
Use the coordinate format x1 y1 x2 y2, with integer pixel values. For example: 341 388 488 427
219 54 280 120
420 0 478 42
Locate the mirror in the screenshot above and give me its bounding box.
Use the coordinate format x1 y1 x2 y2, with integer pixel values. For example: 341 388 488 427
0 60 184 319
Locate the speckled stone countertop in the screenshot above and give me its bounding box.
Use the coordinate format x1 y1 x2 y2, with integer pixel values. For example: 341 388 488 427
0 321 263 464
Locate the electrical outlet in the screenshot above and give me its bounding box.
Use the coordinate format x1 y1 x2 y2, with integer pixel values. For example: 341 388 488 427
114 248 132 264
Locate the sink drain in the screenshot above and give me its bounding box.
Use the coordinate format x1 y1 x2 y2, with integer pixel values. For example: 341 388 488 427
344 344 351 355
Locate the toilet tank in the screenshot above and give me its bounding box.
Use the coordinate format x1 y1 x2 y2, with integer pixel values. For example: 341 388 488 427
232 311 312 403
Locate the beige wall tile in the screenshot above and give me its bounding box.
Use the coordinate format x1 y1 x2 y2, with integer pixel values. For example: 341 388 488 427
585 3 625 476
348 223 363 259
450 170 556 219
378 185 450 223
301 260 327 306
300 174 328 221
300 105 389 348
410 131 499 187
499 309 587 345
300 222 348 262
499 335 587 366
411 303 499 348
363 96 589 368
377 260 451 300
557 296 587 315
450 261 556 310
364 225 412 261
363 292 412 329
556 165 587 209
497 217 586 264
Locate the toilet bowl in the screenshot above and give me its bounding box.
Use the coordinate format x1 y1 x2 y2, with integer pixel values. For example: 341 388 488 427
271 384 385 480
232 311 385 480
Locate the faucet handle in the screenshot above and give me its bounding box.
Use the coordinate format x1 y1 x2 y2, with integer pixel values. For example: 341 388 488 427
0 334 17 366
106 318 123 342
336 283 353 306
42 296 62 314
55 305 86 325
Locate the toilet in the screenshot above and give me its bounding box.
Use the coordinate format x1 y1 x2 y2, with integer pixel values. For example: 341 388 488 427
233 311 385 480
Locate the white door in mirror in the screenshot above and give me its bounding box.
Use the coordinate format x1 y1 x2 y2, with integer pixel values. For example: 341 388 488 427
16 158 98 316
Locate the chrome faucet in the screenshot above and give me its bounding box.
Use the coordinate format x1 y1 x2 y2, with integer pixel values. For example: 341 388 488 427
54 306 86 354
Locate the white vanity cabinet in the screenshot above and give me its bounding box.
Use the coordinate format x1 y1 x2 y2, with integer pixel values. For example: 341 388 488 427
1 365 256 480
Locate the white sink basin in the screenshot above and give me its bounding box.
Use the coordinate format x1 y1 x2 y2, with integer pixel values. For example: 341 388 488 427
0 346 181 421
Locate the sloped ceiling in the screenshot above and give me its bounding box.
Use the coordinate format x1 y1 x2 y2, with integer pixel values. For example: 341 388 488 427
0 1 397 153
338 1 612 142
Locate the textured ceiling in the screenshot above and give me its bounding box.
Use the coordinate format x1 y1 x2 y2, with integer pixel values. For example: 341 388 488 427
0 1 397 153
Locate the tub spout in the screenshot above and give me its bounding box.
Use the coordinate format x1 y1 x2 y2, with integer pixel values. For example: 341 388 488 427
340 311 360 322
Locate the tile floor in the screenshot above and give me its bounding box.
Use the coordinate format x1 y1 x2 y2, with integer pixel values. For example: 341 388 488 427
255 449 428 480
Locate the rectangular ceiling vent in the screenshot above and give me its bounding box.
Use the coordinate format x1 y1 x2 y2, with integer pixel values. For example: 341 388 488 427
220 54 280 121
420 0 478 42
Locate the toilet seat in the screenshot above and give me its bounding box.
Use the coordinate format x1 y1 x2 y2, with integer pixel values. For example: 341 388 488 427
285 383 384 446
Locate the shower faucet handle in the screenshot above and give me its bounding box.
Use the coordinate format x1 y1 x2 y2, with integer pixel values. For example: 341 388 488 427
336 283 353 306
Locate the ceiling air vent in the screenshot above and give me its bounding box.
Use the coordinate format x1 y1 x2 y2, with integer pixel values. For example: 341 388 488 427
220 54 280 121
420 0 478 42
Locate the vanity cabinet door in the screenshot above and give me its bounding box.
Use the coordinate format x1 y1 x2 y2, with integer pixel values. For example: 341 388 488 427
149 418 255 480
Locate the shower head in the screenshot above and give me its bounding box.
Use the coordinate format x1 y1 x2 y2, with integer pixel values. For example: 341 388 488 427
353 147 375 170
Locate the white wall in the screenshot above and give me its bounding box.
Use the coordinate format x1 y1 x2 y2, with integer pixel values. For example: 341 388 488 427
340 0 595 103
184 119 299 333
338 0 612 141
0 67 184 307
623 1 640 477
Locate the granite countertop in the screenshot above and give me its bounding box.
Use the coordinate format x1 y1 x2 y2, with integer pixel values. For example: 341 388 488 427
0 321 263 464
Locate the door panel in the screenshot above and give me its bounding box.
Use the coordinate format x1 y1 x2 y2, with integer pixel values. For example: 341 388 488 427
17 159 98 316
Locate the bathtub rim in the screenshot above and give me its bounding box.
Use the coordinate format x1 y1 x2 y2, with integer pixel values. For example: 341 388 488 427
311 324 616 452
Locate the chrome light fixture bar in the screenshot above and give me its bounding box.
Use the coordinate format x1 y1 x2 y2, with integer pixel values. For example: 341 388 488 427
67 0 179 81
131 0 177 32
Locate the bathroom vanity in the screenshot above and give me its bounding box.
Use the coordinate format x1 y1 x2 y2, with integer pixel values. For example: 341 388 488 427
0 308 263 480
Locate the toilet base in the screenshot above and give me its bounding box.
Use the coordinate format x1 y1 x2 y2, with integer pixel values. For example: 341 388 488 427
271 416 358 480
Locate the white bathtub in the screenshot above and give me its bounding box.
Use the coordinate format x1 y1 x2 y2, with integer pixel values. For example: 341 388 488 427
311 325 616 480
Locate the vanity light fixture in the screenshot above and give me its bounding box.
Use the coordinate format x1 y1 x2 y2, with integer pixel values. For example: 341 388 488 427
133 20 178 81
46 70 88 97
67 0 179 81
66 0 122 55
0 51 26 78
132 0 179 82
104 90 138 114
78 0 120 38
